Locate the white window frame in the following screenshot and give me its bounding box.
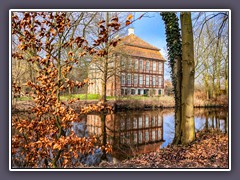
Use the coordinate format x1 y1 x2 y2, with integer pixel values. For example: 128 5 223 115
139 75 143 85
140 60 143 70
145 131 149 142
146 75 150 86
135 60 138 70
152 76 156 86
145 116 149 127
127 74 131 85
121 73 125 85
146 61 150 71
134 74 138 85
153 61 156 71
159 62 163 73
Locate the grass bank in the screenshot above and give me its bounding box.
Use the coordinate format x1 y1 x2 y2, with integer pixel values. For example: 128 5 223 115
12 93 228 112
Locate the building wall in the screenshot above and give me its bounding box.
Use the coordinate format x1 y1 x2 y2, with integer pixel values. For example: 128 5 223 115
119 56 164 96
88 65 103 95
88 55 165 97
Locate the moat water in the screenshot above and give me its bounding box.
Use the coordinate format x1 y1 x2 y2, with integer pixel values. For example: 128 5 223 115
12 107 228 167
73 108 228 160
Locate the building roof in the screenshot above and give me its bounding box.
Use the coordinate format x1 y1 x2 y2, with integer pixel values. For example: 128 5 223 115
115 34 165 61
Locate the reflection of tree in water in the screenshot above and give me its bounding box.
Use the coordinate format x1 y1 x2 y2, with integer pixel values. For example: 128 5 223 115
194 108 228 133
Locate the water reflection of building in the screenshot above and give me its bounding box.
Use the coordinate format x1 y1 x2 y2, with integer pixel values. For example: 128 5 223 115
86 111 164 158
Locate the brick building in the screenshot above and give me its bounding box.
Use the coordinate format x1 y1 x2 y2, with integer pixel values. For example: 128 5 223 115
88 28 165 96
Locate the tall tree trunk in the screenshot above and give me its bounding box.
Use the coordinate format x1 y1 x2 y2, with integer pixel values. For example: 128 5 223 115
225 113 228 134
211 114 214 129
161 12 183 145
224 54 228 95
180 12 195 144
101 12 109 103
101 113 107 160
102 79 107 102
216 41 223 96
172 56 182 144
53 34 63 168
205 112 209 130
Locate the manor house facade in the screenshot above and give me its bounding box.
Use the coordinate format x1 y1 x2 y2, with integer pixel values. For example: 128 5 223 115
88 28 165 96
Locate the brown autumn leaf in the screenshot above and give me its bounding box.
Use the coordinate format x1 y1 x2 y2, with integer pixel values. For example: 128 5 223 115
68 51 73 57
127 14 133 21
125 20 131 26
111 17 118 22
50 28 57 36
98 20 105 25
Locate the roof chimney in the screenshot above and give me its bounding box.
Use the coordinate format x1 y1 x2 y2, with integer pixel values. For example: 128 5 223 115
128 27 134 35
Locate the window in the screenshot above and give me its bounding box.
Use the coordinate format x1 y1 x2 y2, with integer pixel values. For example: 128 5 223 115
121 89 124 95
135 60 138 70
121 58 126 69
145 116 149 127
131 89 135 95
158 115 162 126
158 128 161 139
145 131 149 142
126 118 131 130
134 133 137 144
158 76 162 87
153 61 156 71
146 75 150 86
127 74 131 85
158 89 162 95
146 61 150 71
139 132 142 143
139 117 142 128
126 88 130 95
159 62 163 73
152 76 156 86
139 75 143 85
140 60 143 70
152 130 155 141
121 74 125 85
134 74 138 85
133 118 137 129
152 116 155 126
129 59 134 69
144 89 149 95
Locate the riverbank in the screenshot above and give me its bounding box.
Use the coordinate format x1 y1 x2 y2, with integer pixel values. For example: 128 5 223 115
12 95 228 112
96 130 228 168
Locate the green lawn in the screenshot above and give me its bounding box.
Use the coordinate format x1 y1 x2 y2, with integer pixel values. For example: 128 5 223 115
15 96 32 101
14 93 165 101
60 94 101 101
